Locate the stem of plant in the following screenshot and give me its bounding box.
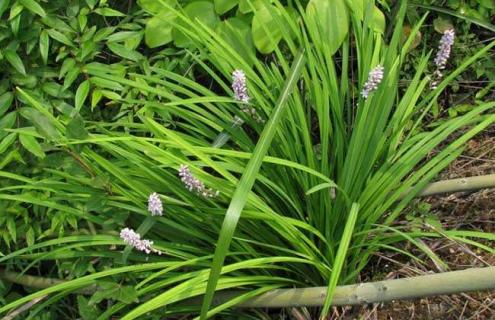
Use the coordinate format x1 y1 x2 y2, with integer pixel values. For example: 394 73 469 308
215 266 495 308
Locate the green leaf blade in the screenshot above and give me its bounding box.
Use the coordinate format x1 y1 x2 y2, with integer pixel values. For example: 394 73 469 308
200 50 306 319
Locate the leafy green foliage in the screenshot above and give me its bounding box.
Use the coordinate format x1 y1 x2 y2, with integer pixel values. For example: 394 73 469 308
0 0 191 253
139 0 386 53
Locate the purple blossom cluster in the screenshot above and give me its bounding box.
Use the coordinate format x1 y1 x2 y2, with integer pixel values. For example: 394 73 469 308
434 29 455 70
231 70 263 123
147 192 163 216
431 29 455 89
178 164 219 198
361 65 384 99
232 70 250 103
120 228 161 255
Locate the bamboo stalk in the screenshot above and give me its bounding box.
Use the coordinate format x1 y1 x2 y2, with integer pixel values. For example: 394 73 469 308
0 269 96 295
213 267 495 308
418 174 495 197
3 295 47 320
1 267 494 308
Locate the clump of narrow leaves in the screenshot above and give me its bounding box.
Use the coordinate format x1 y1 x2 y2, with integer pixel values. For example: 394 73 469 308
0 0 494 319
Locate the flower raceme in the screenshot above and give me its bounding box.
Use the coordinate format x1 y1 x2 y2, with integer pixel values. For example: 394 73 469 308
120 228 161 255
231 70 263 123
434 29 455 70
431 29 455 89
178 164 219 198
232 70 250 103
361 65 384 99
147 192 163 216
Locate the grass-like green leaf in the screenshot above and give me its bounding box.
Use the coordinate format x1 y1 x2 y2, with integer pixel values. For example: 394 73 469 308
200 50 306 319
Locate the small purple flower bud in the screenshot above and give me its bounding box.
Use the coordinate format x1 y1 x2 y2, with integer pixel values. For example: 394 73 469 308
361 65 384 99
148 192 163 216
178 164 219 198
120 228 161 255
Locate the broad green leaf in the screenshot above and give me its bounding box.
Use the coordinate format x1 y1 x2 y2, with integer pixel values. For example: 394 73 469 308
6 218 16 242
0 112 16 140
39 30 49 64
41 15 73 33
25 227 35 247
137 0 175 13
251 5 282 54
306 0 349 55
4 50 26 75
0 92 14 117
107 43 143 61
200 50 306 319
91 90 102 109
216 17 255 63
214 0 238 14
18 107 60 140
9 1 23 19
100 90 121 100
19 0 46 17
75 80 90 111
479 0 495 9
78 295 101 320
63 67 80 90
116 286 139 304
0 133 17 154
11 74 37 88
46 28 74 46
42 82 64 97
144 11 176 48
348 0 386 32
433 16 454 33
372 6 385 33
415 4 495 32
93 7 125 17
0 0 10 17
173 1 219 48
19 133 45 158
239 0 271 13
60 58 76 78
89 282 138 305
106 31 141 43
66 114 88 139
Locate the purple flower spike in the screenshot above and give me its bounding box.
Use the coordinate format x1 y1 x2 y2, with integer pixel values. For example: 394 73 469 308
361 65 384 99
231 70 264 123
434 29 455 70
120 228 161 255
148 192 163 216
431 29 455 89
178 164 219 198
232 70 250 103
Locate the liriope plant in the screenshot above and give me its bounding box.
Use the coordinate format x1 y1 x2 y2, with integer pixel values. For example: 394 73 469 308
1 0 494 319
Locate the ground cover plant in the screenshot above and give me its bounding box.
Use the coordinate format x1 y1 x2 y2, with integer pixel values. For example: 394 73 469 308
0 0 494 319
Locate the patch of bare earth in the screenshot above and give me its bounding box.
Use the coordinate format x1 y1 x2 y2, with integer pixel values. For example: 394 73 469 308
332 135 495 320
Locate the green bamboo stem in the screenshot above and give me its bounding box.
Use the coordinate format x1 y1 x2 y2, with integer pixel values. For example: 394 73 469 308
417 174 495 197
2 267 494 308
0 269 96 295
213 267 495 308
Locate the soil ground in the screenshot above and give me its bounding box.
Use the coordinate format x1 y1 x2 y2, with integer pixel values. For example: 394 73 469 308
283 133 495 320
343 133 495 320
